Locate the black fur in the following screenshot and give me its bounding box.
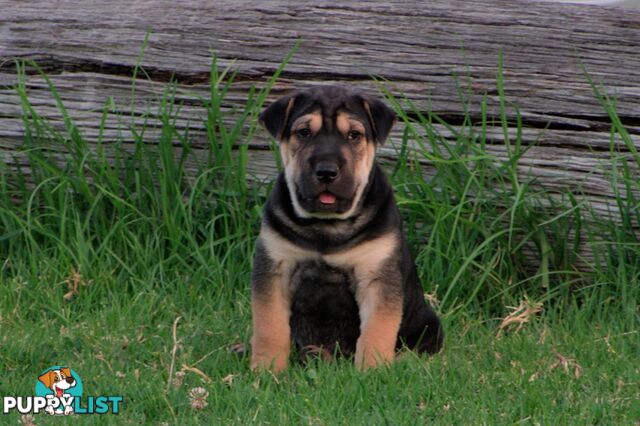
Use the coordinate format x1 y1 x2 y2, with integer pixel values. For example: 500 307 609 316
254 86 443 364
289 260 361 356
262 165 443 356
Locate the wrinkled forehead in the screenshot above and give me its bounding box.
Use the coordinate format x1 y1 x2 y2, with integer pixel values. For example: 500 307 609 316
287 89 371 133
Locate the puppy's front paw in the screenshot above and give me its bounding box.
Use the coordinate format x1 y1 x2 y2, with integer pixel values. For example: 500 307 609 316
250 336 290 373
354 336 395 371
250 352 288 373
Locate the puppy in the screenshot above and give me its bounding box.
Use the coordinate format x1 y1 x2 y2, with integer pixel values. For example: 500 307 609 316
38 367 76 415
251 86 443 372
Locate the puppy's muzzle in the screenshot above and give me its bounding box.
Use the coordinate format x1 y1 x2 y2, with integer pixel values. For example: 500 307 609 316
309 148 345 185
314 161 340 183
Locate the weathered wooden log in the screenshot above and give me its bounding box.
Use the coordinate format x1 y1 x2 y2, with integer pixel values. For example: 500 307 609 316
1 0 639 267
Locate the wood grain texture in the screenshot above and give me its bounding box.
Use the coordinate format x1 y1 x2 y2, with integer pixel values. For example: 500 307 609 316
1 0 639 267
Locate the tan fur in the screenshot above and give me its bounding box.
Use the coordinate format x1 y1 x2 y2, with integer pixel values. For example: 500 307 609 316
38 368 72 389
335 112 366 137
278 108 320 168
250 228 316 372
324 231 397 276
38 371 56 389
323 112 376 220
362 100 379 140
354 297 403 370
255 230 401 371
282 112 323 167
339 140 375 219
277 97 296 140
262 226 397 282
261 217 397 273
256 100 401 371
282 112 324 217
281 110 375 220
286 138 374 220
251 288 291 372
326 233 401 369
291 112 323 135
329 233 401 369
260 226 317 268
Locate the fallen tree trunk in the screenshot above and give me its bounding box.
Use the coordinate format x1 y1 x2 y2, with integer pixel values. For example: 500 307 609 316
1 0 639 267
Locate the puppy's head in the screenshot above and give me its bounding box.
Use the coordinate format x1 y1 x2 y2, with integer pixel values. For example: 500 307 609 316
260 86 395 219
38 367 76 397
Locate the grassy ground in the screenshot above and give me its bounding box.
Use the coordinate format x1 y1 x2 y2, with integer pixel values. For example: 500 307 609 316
1 60 639 424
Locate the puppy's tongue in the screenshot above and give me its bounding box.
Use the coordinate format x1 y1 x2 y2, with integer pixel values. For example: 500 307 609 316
318 192 337 205
56 388 63 397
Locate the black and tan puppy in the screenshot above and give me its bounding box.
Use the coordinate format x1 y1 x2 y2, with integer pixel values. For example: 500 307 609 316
251 86 443 372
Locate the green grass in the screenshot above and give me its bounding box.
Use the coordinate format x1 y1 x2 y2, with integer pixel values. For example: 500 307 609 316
0 57 638 424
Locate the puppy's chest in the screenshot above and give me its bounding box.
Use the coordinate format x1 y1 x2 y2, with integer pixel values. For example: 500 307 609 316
289 260 359 321
289 259 356 295
260 227 398 287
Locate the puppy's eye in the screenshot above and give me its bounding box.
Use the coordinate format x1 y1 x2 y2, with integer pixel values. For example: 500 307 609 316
54 377 60 382
296 128 312 139
347 130 362 141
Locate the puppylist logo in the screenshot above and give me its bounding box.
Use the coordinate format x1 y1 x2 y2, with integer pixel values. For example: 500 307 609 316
2 366 123 416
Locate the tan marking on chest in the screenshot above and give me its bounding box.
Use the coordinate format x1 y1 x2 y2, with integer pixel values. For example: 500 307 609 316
261 227 316 262
261 227 396 277
323 232 397 278
259 227 318 293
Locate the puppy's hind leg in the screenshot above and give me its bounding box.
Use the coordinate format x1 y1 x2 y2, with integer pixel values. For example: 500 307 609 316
405 306 444 355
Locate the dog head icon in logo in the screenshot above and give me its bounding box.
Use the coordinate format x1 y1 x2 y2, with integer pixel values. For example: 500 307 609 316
35 366 83 415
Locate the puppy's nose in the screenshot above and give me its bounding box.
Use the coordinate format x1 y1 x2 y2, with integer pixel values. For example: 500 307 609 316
65 377 75 384
314 162 339 183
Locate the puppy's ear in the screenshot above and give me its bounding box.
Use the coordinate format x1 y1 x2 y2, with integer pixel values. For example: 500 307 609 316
260 95 297 141
38 371 55 389
60 367 71 378
362 96 396 145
